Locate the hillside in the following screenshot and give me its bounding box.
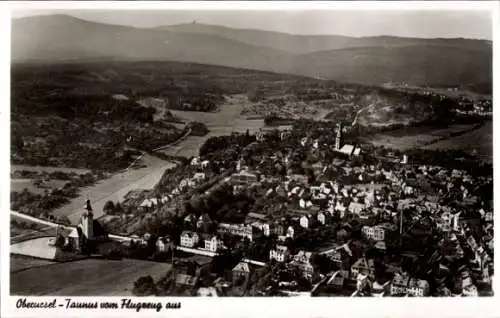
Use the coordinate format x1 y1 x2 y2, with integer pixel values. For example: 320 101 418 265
11 15 492 92
160 23 491 54
291 45 492 89
12 14 291 73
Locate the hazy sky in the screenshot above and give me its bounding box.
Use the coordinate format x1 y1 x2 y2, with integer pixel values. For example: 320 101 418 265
12 9 492 40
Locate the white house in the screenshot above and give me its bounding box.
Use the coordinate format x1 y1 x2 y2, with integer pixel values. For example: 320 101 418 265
300 215 312 229
362 225 385 241
269 245 290 262
204 235 221 253
317 212 326 225
286 226 295 239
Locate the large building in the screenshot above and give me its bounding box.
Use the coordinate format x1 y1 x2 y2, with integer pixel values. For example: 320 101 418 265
334 122 361 157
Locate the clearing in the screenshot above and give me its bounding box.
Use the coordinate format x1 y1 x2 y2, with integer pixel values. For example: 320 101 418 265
423 120 492 162
11 258 172 296
362 123 485 151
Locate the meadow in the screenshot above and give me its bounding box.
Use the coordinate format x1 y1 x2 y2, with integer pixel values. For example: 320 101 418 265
11 258 172 296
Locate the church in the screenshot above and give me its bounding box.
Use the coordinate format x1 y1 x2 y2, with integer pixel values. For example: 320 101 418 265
334 123 361 157
56 199 109 253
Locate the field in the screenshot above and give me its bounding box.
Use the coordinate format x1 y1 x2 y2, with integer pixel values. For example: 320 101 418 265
161 94 292 158
11 165 90 175
11 258 172 296
362 123 487 150
423 120 492 162
11 216 55 244
11 237 59 260
50 154 176 224
10 254 56 273
11 178 70 195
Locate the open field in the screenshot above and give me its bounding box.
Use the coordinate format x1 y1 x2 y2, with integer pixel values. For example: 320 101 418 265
423 120 492 162
11 178 70 195
11 258 172 296
162 95 292 157
362 123 483 150
11 216 55 244
11 165 91 175
11 237 59 260
10 254 56 273
50 154 176 224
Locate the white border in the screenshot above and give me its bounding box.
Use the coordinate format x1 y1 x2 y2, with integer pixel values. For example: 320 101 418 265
1 2 499 318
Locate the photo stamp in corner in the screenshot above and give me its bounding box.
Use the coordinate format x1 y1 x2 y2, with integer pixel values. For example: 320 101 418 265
1 1 499 318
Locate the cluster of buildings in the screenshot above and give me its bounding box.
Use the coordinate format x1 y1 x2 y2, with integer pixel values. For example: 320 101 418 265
119 120 492 297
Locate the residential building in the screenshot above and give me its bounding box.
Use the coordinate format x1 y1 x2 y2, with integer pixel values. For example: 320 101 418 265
362 225 385 241
299 215 314 229
180 231 199 248
317 212 326 225
204 235 221 253
286 226 295 239
292 251 314 277
218 223 254 241
269 245 290 262
390 272 429 297
156 235 173 253
232 262 251 284
351 257 375 280
348 202 365 215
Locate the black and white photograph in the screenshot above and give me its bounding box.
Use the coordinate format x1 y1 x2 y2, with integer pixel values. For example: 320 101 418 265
1 1 498 315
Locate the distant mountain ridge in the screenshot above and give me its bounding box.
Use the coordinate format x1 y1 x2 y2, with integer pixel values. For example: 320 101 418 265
12 14 492 92
158 22 491 54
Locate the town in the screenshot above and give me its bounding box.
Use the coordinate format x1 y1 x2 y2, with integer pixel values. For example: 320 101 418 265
8 10 493 301
13 116 492 298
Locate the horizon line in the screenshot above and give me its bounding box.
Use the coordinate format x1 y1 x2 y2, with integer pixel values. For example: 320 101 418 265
12 13 493 41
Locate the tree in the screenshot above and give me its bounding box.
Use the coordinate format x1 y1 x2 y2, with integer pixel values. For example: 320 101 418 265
103 200 115 214
132 275 157 296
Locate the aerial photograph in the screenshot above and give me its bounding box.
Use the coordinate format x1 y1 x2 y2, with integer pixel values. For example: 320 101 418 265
9 6 493 297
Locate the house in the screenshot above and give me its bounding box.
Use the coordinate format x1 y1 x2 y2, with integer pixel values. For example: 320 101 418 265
204 235 221 253
390 272 429 297
218 223 254 241
317 212 326 225
269 245 290 262
351 257 375 280
299 215 314 229
197 214 212 231
180 231 199 248
362 225 385 241
286 226 295 239
292 251 314 277
232 262 251 284
348 202 365 215
156 236 173 253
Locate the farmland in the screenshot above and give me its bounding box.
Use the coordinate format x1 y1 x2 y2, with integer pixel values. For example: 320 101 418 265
423 120 492 162
362 124 479 150
11 258 172 296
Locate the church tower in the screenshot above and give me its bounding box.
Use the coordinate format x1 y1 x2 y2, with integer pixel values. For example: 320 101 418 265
80 199 94 240
335 123 342 150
